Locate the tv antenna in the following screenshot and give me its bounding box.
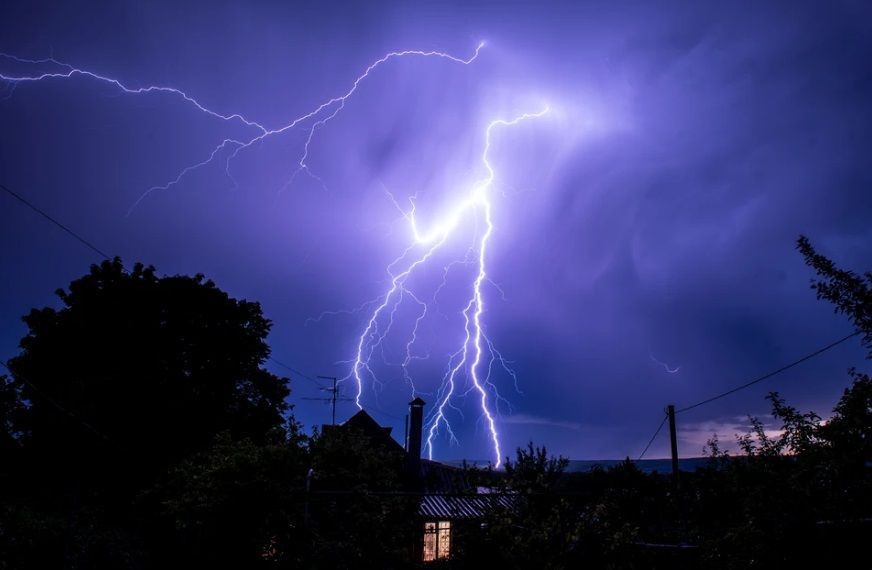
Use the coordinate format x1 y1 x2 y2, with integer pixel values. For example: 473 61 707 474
302 376 352 425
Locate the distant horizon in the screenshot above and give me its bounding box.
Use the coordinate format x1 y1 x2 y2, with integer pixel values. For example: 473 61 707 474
440 456 704 464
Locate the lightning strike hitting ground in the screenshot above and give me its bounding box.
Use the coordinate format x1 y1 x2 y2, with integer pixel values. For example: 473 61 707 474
346 109 549 468
1 43 548 467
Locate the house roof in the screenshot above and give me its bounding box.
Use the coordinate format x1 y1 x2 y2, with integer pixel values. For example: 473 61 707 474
324 410 515 521
322 409 406 454
419 459 470 492
416 459 517 519
419 493 516 520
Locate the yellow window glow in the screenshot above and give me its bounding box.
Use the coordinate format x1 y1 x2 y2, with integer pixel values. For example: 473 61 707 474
423 520 451 562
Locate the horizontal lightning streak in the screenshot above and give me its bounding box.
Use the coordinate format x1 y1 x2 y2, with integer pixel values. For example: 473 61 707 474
1 44 484 210
2 42 551 470
0 53 266 129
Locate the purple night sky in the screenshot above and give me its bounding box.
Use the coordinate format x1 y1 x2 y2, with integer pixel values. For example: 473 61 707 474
1 1 870 462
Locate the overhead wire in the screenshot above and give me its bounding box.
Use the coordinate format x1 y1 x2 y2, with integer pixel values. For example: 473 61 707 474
268 356 324 388
1 182 111 260
2 180 325 407
637 330 862 459
676 330 861 414
637 412 668 461
0 359 123 450
5 180 865 453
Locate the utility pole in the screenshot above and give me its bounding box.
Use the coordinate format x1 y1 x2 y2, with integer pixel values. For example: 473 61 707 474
302 376 350 425
667 404 679 480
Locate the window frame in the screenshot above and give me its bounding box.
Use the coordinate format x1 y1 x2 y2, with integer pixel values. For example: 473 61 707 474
422 520 451 562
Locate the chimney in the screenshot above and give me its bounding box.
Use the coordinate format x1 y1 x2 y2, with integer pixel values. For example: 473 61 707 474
407 397 426 476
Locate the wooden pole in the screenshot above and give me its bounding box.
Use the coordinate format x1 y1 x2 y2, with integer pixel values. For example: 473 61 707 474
667 404 679 480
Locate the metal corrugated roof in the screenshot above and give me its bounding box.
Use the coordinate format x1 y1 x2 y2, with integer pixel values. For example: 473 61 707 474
418 494 516 520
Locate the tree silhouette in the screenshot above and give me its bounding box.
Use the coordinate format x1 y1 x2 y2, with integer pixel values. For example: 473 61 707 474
0 374 26 451
798 235 872 357
5 258 289 502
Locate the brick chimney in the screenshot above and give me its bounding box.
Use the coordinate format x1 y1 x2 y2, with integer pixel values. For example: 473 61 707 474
407 397 426 476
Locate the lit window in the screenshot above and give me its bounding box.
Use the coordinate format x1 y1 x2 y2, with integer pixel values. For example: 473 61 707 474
423 520 451 561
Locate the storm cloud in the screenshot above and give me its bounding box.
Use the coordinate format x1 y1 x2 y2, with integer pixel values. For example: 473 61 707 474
1 0 870 460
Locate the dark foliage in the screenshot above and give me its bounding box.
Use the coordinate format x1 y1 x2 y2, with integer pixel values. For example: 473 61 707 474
441 236 872 569
8 259 289 468
474 444 579 569
0 374 26 450
1 237 869 569
142 427 309 567
0 259 291 568
305 425 418 569
798 235 872 357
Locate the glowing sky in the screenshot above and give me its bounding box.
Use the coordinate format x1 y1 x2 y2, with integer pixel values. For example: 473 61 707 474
1 1 870 461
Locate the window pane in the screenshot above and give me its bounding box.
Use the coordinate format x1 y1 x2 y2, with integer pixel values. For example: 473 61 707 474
423 523 437 562
437 521 451 559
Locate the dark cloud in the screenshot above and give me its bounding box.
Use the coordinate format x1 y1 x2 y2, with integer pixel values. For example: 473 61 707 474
1 0 870 461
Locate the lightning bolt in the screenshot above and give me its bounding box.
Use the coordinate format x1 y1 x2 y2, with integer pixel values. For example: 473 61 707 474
650 352 681 374
346 109 549 468
1 43 550 468
0 53 266 128
1 44 483 212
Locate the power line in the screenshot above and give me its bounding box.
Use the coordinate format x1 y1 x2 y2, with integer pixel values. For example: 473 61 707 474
0 181 111 260
637 412 668 461
268 356 324 387
9 179 863 451
676 330 862 414
1 180 362 438
637 330 862 460
2 180 322 394
0 359 123 450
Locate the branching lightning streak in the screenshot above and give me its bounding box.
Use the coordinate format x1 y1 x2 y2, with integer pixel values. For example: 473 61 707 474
347 109 549 468
1 45 483 212
2 43 548 468
0 53 266 128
